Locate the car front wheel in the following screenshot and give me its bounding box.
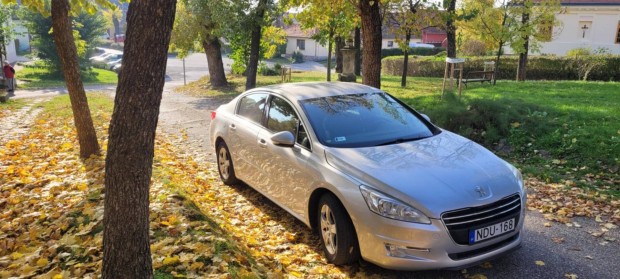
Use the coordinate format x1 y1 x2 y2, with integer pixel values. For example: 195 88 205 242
317 194 360 265
216 141 238 185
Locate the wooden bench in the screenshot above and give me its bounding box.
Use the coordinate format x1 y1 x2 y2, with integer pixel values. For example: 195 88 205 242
461 70 495 87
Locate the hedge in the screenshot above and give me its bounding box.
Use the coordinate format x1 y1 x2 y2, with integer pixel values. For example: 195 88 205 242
381 47 446 58
382 55 620 81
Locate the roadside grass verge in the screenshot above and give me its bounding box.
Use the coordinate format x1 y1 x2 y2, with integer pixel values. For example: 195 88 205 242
16 62 118 89
181 73 619 198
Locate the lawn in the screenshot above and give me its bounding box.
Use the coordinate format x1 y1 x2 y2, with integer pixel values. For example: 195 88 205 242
177 72 620 197
16 63 118 89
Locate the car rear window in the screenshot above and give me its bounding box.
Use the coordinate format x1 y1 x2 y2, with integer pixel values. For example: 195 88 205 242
301 93 436 148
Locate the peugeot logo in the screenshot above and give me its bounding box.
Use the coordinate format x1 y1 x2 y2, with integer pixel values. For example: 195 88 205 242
475 186 487 198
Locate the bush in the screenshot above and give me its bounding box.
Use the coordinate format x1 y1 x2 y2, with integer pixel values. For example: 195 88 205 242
291 51 304 63
381 47 445 58
258 62 279 76
460 40 487 56
382 55 620 81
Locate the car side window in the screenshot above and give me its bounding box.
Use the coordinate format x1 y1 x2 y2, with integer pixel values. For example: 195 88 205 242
267 97 311 149
237 93 268 124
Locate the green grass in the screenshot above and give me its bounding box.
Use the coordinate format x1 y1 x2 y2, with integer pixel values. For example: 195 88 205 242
180 72 620 197
17 63 118 89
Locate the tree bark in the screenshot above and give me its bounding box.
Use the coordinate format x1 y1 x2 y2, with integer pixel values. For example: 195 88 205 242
51 0 100 159
113 14 121 39
335 36 343 73
446 0 457 58
102 0 177 278
202 36 228 87
401 31 411 87
245 0 268 90
516 11 530 81
359 0 382 88
327 29 334 81
354 27 361 76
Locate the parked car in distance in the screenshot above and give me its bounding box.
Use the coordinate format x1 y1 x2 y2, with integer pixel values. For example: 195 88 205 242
112 63 122 74
106 58 122 70
89 51 122 69
209 82 525 270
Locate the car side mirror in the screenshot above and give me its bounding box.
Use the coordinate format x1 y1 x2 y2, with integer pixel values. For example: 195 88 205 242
271 131 295 147
421 114 431 122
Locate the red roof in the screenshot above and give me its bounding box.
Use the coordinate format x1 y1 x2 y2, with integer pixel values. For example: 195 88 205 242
283 23 317 38
558 0 620 4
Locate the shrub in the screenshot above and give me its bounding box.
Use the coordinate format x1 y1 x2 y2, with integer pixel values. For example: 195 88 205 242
258 62 279 76
566 47 610 81
382 55 620 81
381 47 445 58
460 40 487 56
291 51 304 63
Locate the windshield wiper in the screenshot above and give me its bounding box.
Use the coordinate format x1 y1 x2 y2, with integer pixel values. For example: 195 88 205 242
375 136 429 146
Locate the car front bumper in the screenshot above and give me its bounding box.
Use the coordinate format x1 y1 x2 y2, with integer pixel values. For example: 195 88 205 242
353 212 524 271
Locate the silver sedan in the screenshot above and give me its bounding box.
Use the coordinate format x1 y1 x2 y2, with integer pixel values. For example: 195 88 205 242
209 82 525 270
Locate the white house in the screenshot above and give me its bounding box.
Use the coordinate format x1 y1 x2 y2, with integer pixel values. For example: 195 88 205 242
283 23 329 60
538 0 620 55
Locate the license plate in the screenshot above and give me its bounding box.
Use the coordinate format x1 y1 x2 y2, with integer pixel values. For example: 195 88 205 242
469 218 515 244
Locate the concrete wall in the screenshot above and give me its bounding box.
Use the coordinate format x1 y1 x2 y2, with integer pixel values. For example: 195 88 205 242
538 6 620 55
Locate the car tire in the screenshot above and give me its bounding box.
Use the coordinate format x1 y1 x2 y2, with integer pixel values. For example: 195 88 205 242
216 141 239 185
317 193 360 265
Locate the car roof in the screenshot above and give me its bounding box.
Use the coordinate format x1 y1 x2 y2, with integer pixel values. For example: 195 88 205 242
248 82 382 101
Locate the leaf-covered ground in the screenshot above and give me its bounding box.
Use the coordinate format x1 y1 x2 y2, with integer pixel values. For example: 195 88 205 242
1 94 618 278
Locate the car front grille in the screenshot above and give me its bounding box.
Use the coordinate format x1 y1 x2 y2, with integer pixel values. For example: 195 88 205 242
441 194 522 245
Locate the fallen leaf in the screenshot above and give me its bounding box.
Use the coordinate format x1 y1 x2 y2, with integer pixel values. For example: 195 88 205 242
565 273 578 279
535 261 545 266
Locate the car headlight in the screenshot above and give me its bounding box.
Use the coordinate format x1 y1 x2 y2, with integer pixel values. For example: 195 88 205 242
504 161 524 191
360 185 431 224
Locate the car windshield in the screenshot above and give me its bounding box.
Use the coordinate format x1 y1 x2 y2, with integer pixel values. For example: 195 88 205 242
300 92 437 148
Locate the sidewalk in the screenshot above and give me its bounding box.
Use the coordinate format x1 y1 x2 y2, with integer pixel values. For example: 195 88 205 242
9 84 118 100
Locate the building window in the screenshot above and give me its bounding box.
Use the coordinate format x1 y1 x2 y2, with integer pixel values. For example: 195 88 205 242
616 21 620 44
296 39 305 50
387 41 394 47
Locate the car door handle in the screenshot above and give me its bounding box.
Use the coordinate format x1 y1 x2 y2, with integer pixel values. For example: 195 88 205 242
229 124 237 131
258 138 267 147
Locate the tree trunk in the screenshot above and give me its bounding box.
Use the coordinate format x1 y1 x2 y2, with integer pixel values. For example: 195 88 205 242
245 0 267 90
327 29 334 81
202 36 228 87
359 0 382 88
401 31 411 87
51 0 100 159
113 15 121 39
335 36 343 73
102 0 177 278
446 0 457 58
354 27 361 76
494 40 503 85
516 11 530 81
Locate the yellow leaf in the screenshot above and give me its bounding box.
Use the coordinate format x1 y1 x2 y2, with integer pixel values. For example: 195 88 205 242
11 252 24 260
289 271 303 278
77 183 88 191
162 256 180 266
535 260 545 266
565 274 578 279
53 275 64 279
189 261 204 270
36 258 50 267
468 275 488 279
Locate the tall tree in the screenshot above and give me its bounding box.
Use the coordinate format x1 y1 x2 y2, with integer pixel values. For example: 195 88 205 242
50 0 101 158
357 0 382 88
388 0 441 87
171 0 228 87
354 27 361 75
0 5 15 65
103 0 177 277
246 0 269 89
511 0 559 81
293 0 357 81
444 0 457 58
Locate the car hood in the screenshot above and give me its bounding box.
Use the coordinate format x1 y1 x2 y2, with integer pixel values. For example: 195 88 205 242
324 131 522 218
